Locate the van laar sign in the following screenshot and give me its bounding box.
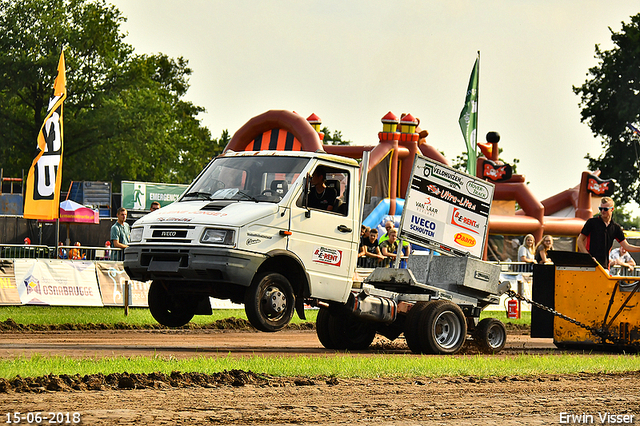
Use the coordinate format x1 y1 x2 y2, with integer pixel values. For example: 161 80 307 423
400 155 494 259
122 181 188 211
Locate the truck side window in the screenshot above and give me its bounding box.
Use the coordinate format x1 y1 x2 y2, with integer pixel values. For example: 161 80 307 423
301 166 349 215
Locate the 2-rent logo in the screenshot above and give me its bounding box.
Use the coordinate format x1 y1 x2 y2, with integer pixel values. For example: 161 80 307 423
454 233 476 247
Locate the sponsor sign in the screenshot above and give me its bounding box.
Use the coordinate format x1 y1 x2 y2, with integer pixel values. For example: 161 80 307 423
96 262 151 307
13 259 103 306
122 181 188 211
312 246 343 267
0 260 21 305
400 154 494 258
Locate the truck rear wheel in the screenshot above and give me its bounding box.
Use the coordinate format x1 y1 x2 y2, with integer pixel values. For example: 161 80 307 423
403 301 434 354
472 318 507 353
147 281 195 327
418 300 467 355
316 308 339 349
244 272 295 332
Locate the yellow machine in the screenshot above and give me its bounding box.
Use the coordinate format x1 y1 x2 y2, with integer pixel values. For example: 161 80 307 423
530 251 640 350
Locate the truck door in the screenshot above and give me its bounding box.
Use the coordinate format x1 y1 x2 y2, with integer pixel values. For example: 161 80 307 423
288 164 357 303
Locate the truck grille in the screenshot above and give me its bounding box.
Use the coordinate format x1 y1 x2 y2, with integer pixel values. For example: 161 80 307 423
147 225 195 243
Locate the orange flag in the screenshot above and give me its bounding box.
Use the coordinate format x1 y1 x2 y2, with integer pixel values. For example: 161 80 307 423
24 50 67 220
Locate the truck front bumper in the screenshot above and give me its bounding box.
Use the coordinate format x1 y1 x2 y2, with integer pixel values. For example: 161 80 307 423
124 245 265 286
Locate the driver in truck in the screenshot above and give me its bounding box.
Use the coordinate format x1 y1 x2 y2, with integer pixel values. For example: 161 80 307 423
308 167 336 211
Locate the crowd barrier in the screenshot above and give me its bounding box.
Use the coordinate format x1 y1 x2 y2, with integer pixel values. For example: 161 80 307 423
0 244 121 261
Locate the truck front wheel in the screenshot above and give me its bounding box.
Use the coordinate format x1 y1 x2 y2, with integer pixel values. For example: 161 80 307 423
147 281 195 327
244 272 295 332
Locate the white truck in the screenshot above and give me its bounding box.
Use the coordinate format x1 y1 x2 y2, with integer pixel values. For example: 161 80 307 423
124 150 509 354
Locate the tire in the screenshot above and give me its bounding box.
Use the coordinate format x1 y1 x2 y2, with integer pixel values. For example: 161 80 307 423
316 308 339 349
472 318 507 353
147 281 195 327
418 300 467 355
316 308 376 350
244 272 295 332
337 311 376 350
403 301 434 354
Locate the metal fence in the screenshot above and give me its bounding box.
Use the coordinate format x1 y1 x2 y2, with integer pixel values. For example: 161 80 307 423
0 244 121 261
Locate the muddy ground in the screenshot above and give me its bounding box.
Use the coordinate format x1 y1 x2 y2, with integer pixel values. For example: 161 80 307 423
1 323 639 425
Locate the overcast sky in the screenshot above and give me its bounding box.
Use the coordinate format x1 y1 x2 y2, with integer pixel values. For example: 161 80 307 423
109 1 639 212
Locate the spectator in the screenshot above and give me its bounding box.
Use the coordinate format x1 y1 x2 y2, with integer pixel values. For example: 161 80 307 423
58 242 67 259
23 237 30 245
609 246 636 274
307 167 336 211
380 228 410 268
359 225 370 251
577 197 640 268
518 234 536 267
110 207 130 261
535 235 554 264
358 228 385 267
104 241 111 260
378 221 395 244
150 201 161 212
69 242 86 260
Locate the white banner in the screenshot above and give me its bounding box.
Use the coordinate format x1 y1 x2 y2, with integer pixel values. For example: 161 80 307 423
13 259 103 306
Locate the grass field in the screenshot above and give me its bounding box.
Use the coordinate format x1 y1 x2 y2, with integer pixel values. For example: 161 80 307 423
0 306 531 327
10 306 624 381
1 352 638 380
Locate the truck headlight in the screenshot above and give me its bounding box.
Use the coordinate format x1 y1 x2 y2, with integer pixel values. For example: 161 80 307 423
130 227 143 243
201 228 235 245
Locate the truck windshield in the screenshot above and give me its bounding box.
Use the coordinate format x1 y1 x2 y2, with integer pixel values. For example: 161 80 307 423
182 156 309 202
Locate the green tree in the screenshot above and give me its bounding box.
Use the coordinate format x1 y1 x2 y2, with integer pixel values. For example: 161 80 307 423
0 0 223 191
574 13 640 206
321 127 351 145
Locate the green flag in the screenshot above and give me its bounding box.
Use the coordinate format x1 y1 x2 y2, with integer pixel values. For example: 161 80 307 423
459 55 479 175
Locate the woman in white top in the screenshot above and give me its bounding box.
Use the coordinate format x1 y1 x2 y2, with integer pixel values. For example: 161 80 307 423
518 234 536 264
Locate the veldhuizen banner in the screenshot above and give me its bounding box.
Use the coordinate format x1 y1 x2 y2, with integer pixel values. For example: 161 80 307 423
13 259 103 306
399 154 495 258
121 181 188 211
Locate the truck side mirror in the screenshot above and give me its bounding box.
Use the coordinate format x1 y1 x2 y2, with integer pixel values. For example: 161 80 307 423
364 186 372 204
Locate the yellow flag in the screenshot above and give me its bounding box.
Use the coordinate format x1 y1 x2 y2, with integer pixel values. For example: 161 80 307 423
24 50 67 220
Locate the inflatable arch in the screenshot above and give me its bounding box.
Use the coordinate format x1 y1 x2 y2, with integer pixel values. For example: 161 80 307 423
222 110 614 259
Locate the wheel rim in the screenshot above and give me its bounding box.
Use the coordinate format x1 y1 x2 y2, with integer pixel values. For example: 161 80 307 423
433 311 464 350
486 323 506 349
261 284 287 319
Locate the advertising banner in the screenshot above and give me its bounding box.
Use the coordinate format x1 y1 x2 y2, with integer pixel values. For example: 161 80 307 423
399 154 494 258
13 259 103 306
121 181 188 211
96 262 151 307
0 260 21 305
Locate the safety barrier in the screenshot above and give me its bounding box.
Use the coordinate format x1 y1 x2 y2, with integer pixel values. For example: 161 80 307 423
0 244 121 261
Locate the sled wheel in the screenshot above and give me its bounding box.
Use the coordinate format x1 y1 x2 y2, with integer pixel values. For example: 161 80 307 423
403 301 434 354
147 281 195 327
418 300 467 355
244 272 295 332
472 318 507 353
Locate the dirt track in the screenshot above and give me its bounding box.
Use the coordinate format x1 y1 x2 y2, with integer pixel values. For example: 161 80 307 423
1 330 639 425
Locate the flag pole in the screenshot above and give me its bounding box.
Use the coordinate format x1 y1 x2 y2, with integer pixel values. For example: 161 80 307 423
475 51 480 171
